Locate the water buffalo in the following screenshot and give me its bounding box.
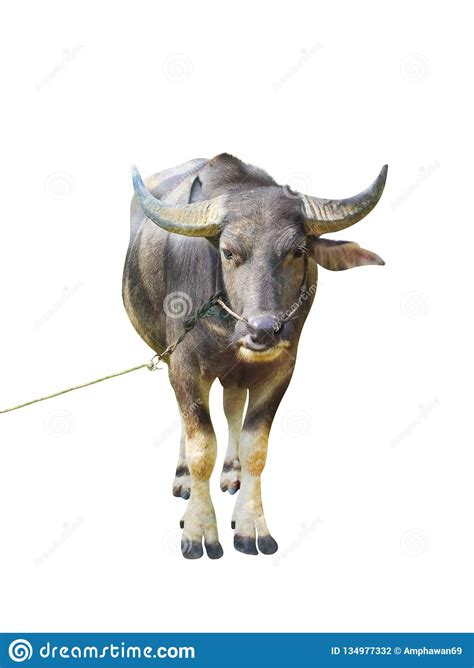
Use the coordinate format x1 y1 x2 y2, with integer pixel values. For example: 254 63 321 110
123 153 387 559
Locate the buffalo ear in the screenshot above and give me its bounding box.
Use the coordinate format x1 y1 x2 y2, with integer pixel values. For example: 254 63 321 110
189 176 220 248
189 176 204 203
309 238 385 271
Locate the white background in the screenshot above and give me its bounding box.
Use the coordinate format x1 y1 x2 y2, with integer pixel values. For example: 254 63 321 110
1 0 472 632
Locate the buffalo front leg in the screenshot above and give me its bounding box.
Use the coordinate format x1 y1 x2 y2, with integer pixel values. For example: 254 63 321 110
220 386 247 495
171 376 223 560
172 415 191 500
232 378 290 556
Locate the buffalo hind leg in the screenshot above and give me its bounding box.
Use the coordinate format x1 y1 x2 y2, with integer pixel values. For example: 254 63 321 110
220 386 247 494
171 375 223 560
232 378 290 556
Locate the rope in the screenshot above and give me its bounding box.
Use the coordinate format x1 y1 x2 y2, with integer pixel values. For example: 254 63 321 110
216 298 255 330
0 273 308 415
0 291 226 415
0 363 152 414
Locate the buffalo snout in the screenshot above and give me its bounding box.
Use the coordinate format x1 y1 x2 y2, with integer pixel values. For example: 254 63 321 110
243 314 288 351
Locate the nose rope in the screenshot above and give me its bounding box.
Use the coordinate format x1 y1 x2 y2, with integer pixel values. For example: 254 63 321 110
215 298 256 332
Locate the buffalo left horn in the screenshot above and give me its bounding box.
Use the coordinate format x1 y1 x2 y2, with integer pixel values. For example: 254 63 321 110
132 166 226 237
301 165 388 236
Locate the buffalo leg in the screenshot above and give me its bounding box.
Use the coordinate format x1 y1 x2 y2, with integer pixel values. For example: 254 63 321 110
171 374 223 560
172 415 191 500
232 377 290 555
220 386 247 494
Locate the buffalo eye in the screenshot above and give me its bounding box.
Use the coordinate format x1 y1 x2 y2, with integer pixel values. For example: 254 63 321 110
222 248 233 260
293 248 306 258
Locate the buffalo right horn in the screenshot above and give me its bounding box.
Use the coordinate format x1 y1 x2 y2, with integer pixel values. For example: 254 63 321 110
132 166 226 237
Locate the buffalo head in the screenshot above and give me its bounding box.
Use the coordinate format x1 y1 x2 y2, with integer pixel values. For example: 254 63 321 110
132 160 387 361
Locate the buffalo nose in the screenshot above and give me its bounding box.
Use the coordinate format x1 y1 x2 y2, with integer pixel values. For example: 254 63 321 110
248 315 282 345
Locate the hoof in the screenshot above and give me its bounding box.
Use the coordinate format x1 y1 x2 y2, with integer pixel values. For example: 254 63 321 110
221 480 240 494
258 535 279 555
173 486 190 500
220 460 241 495
205 541 224 559
181 538 203 560
234 534 258 555
173 466 191 500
